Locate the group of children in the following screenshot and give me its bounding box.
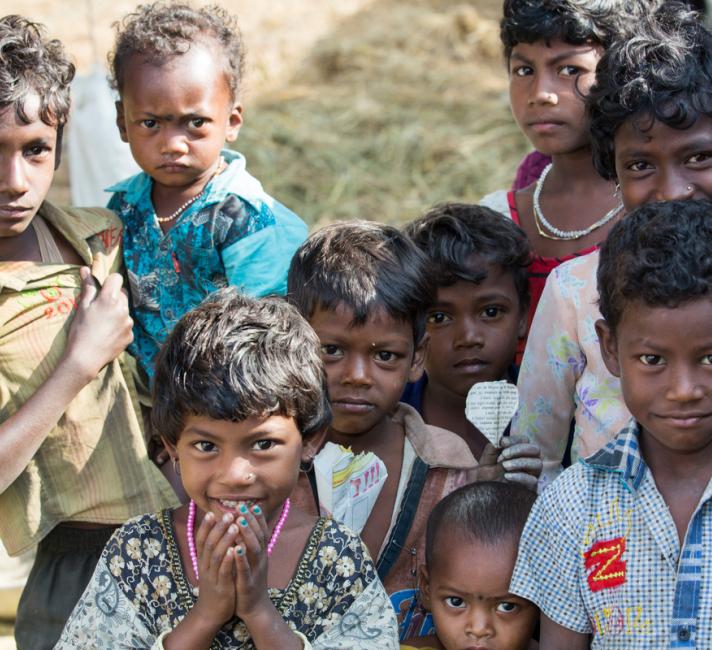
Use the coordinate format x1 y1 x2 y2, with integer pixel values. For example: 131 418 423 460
1 0 712 648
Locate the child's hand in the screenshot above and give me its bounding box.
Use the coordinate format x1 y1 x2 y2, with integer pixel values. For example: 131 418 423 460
192 511 240 629
476 436 542 491
62 267 134 382
233 503 272 622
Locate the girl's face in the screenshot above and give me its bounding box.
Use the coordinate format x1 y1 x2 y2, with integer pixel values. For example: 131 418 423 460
420 535 537 650
508 38 603 156
165 414 303 525
615 114 712 211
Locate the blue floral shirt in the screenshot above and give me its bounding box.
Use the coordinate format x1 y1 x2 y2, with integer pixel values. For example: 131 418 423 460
511 421 712 649
107 149 307 379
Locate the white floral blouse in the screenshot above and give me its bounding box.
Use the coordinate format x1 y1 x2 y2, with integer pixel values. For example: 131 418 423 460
511 250 631 489
56 511 398 649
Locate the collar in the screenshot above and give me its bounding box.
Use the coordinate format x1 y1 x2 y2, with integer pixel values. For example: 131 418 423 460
392 402 477 470
106 148 266 211
0 201 117 291
583 420 647 492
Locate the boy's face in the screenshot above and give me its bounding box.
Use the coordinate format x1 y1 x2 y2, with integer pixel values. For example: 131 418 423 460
420 535 538 650
614 114 712 211
597 298 712 458
508 38 603 156
309 302 425 438
164 413 303 525
116 42 242 194
425 264 526 399
0 95 56 239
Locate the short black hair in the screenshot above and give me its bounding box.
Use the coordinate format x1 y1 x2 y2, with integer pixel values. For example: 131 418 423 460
152 288 331 444
0 15 75 127
109 2 245 99
598 199 712 332
425 481 536 567
404 202 531 312
287 221 436 345
500 0 656 61
588 2 712 180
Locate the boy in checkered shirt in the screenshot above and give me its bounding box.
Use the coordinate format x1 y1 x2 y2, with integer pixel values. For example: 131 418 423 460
510 200 712 649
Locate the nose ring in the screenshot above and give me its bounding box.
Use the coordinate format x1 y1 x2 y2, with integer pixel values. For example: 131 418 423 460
688 185 694 192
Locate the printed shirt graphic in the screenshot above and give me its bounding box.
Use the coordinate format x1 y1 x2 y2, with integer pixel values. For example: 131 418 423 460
511 250 632 488
510 421 712 649
107 148 307 379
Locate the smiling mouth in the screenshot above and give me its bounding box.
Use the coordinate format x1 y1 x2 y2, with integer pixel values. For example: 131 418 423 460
211 497 260 513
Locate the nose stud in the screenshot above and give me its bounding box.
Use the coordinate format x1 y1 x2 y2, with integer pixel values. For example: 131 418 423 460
688 185 694 192
245 472 255 482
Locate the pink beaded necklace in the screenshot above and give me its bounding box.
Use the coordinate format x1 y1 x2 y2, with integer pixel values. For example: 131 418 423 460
186 498 291 582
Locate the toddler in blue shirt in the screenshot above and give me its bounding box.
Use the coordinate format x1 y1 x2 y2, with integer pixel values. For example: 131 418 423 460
107 2 307 380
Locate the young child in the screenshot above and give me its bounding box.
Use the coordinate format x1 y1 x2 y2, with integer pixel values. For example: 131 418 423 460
512 3 712 486
480 0 652 333
287 221 540 639
402 481 538 650
403 203 541 486
57 289 399 649
107 2 307 381
511 199 712 648
0 16 177 649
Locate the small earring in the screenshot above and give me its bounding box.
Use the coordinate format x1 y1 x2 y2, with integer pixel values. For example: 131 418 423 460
613 183 621 198
171 457 181 476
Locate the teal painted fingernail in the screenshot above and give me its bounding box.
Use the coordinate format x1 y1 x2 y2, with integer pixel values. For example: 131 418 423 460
239 503 248 514
238 517 248 527
252 505 261 515
236 546 245 556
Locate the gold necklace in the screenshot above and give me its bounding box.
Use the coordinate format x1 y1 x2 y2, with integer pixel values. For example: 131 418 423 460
154 157 226 224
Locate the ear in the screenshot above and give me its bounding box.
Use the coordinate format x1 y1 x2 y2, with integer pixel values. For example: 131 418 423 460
517 305 528 339
418 564 433 611
595 318 621 378
161 436 178 461
225 102 243 142
115 100 128 143
408 333 429 384
301 425 328 464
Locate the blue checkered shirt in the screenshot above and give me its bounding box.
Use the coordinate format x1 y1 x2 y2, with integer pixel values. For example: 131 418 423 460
510 420 712 648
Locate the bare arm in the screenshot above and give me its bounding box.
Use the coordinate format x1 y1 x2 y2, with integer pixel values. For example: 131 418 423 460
0 268 133 493
540 614 589 650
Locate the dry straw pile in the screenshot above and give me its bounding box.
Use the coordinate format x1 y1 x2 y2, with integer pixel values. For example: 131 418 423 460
237 0 530 227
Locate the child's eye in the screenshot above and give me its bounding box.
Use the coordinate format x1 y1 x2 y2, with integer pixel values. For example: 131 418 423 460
444 596 465 609
141 119 158 129
320 344 342 358
560 64 581 76
189 118 206 128
687 152 712 165
639 354 664 366
375 350 397 362
481 306 503 319
252 439 276 451
427 311 450 325
496 601 519 613
511 65 533 77
193 440 217 453
626 160 652 173
701 355 712 365
25 144 51 158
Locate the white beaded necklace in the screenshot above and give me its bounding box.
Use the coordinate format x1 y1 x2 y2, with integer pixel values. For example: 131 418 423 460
154 157 226 224
532 163 624 241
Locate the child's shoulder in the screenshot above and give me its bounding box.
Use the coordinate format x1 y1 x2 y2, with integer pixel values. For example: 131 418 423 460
104 509 171 561
393 402 477 471
478 188 512 219
312 516 378 567
42 200 122 237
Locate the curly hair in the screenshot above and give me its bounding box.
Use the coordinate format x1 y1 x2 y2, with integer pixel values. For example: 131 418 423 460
425 481 536 567
404 202 531 312
500 0 658 60
587 3 712 180
0 15 74 126
598 199 712 332
109 2 246 99
287 221 436 345
152 288 331 444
